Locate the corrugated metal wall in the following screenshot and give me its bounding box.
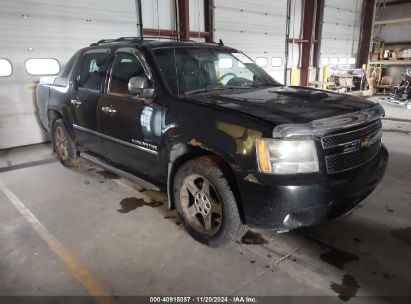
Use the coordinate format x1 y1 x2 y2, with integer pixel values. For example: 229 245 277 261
142 0 175 30
0 0 366 149
213 0 288 82
0 0 138 149
320 0 363 63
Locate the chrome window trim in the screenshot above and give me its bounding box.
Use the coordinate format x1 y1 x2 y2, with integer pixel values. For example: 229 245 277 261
272 104 385 139
72 124 158 155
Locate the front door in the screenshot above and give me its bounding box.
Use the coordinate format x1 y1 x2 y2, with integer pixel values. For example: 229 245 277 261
71 49 111 156
100 50 162 180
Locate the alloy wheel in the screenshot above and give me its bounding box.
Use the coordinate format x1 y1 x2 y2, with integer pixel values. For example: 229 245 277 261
55 126 69 160
180 174 223 236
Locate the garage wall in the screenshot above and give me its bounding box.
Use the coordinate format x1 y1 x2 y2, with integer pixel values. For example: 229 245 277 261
141 0 205 37
320 0 363 67
213 0 288 83
0 0 138 149
142 0 175 31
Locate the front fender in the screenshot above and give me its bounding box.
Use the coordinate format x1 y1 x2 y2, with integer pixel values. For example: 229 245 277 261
164 139 238 209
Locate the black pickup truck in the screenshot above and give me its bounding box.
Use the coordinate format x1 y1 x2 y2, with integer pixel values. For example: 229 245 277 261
37 37 388 247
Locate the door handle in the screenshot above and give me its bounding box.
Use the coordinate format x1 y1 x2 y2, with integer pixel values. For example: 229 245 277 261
101 106 116 114
70 99 82 106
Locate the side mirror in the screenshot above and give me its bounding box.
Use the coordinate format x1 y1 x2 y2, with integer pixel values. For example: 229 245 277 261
128 76 149 96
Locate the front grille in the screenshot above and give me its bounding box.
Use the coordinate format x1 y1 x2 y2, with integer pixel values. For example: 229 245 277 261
325 142 381 174
322 120 382 174
322 120 382 149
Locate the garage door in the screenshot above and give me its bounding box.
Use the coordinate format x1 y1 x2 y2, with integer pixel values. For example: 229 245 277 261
0 0 138 149
213 0 287 83
320 0 363 67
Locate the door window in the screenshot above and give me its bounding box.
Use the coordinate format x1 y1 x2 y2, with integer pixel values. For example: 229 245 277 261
109 53 146 95
78 52 111 91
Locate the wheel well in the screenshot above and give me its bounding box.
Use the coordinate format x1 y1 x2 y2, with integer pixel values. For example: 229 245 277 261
168 148 246 224
48 109 76 142
47 109 63 130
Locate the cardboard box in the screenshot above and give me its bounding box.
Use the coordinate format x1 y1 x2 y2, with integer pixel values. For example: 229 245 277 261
371 53 379 61
396 50 404 59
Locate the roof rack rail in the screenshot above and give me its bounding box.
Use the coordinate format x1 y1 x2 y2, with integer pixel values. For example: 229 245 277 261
143 36 189 41
89 36 197 46
89 37 142 46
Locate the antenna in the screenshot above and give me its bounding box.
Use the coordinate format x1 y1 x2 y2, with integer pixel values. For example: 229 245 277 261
218 39 224 46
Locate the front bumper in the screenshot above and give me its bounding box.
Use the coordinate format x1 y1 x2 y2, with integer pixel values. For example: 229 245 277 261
236 144 388 229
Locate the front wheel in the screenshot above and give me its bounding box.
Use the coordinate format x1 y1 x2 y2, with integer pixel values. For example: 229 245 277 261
173 156 248 247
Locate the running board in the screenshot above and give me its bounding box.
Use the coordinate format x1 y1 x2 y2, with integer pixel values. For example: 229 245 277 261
80 152 160 191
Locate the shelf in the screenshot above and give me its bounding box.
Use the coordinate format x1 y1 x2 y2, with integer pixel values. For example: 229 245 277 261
374 17 411 25
384 41 411 46
369 60 411 65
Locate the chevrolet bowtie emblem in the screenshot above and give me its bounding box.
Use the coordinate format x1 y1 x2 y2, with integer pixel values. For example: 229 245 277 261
360 136 372 149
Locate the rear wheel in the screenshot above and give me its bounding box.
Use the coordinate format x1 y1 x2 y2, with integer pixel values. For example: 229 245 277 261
173 156 247 247
52 119 80 167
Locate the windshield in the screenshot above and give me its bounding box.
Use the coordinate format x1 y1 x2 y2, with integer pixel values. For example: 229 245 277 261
152 47 280 96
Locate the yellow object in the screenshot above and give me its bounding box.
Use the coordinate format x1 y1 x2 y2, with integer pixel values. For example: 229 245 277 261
256 138 270 173
377 66 382 82
290 68 299 86
322 66 328 90
215 122 262 155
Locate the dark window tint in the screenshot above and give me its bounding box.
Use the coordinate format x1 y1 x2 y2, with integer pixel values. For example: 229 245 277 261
78 52 111 90
110 53 146 94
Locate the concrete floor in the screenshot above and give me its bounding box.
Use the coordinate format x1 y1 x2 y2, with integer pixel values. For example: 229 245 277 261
0 121 411 301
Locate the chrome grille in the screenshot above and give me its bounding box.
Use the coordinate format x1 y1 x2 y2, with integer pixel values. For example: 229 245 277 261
322 120 382 174
322 120 382 149
325 142 381 174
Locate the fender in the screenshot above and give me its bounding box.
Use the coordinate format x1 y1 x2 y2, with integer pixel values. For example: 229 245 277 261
165 138 239 210
47 104 76 140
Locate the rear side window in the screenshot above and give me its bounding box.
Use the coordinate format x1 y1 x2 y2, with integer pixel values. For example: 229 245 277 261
54 53 79 86
78 52 111 91
25 58 60 75
0 59 13 77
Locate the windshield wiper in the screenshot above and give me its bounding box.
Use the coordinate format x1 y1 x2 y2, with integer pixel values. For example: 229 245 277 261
184 85 225 95
184 84 253 95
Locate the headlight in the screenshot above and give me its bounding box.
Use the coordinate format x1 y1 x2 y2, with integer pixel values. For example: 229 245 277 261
256 138 319 174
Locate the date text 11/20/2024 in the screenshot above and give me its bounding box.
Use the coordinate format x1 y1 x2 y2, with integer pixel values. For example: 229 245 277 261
149 296 258 303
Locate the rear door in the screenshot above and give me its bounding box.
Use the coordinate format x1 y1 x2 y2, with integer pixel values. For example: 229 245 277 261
99 49 162 180
71 49 111 156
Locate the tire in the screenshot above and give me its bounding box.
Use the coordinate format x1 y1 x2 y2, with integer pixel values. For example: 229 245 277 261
173 155 248 247
52 119 80 167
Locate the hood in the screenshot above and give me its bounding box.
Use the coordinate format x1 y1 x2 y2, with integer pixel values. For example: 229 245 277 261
187 86 378 125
